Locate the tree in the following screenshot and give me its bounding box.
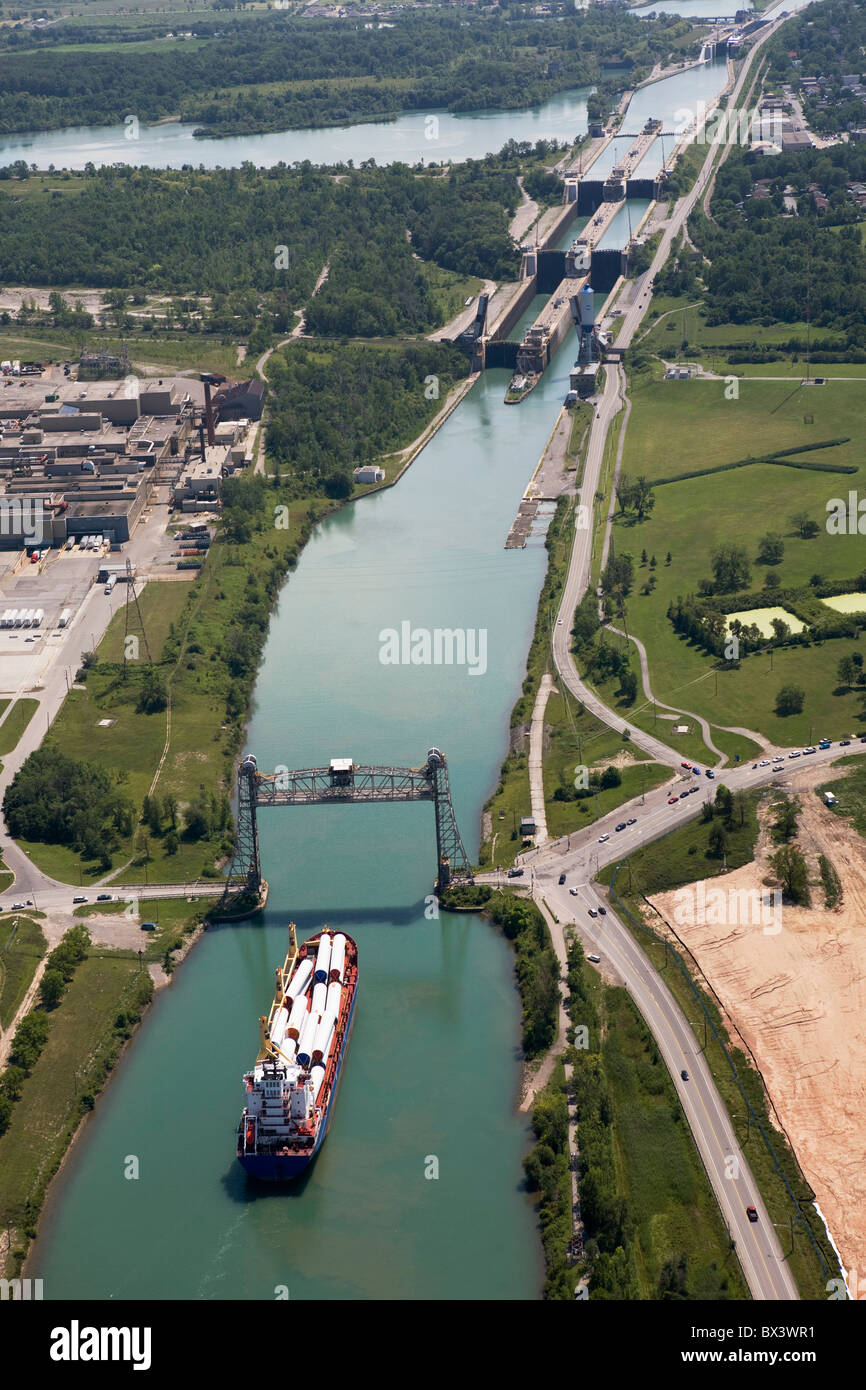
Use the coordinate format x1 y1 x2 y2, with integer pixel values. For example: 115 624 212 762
39 969 66 1010
838 655 857 688
790 510 819 539
772 844 810 906
708 822 728 858
711 543 751 593
618 668 638 703
757 531 784 564
137 666 168 715
775 683 805 716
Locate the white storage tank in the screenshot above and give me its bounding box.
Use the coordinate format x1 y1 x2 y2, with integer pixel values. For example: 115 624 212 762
32 609 44 627
313 933 332 983
311 1013 335 1064
277 1037 297 1064
326 982 342 1018
286 957 313 1004
311 981 327 1017
296 1011 319 1068
329 934 346 983
286 994 309 1041
58 608 73 627
270 1005 289 1048
310 1064 326 1104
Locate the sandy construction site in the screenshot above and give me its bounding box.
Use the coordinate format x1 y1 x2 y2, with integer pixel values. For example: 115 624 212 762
647 769 866 1285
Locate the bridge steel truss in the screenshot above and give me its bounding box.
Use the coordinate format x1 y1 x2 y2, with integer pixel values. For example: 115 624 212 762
218 747 474 912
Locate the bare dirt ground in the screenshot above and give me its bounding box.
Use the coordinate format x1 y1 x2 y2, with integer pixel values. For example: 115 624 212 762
648 770 866 1280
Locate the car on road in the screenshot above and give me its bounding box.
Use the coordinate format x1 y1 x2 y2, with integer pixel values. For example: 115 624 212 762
688 785 700 794
668 796 679 805
789 751 801 759
12 902 26 910
626 818 636 825
680 1070 689 1081
804 746 817 755
598 833 610 842
840 739 851 747
72 895 87 904
760 760 771 767
746 1206 759 1224
570 887 579 896
558 872 567 885
588 907 598 918
507 867 524 879
679 791 689 799
597 906 606 916
587 953 601 964
97 893 112 901
557 618 562 625
615 822 627 831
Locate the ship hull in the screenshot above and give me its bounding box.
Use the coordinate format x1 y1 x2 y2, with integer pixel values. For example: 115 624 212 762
238 971 357 1182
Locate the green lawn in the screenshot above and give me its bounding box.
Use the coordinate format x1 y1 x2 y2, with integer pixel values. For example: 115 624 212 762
0 330 241 378
0 955 143 1242
608 376 866 744
13 489 330 886
97 582 192 664
602 984 749 1300
0 699 39 757
0 914 47 1030
818 753 866 837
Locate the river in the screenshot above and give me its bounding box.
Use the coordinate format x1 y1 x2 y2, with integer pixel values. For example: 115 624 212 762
31 49 736 1301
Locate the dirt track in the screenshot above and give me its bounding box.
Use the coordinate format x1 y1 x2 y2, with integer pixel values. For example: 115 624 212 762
648 772 866 1282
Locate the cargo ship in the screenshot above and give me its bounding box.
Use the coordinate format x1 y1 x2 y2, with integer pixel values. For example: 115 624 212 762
237 924 358 1180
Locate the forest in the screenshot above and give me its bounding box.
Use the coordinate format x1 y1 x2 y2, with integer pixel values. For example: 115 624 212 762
0 8 690 136
264 340 468 495
0 158 520 337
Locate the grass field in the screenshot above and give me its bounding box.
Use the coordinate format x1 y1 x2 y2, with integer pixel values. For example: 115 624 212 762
0 699 39 757
607 375 866 744
819 753 866 837
602 983 749 1299
0 914 46 1030
0 330 241 378
18 488 331 886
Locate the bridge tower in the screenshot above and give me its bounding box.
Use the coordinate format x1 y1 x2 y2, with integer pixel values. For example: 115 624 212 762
426 747 474 892
218 754 263 913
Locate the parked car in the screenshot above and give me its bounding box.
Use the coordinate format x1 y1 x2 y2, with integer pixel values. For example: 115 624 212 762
587 953 601 964
569 887 579 897
626 818 636 826
615 822 627 831
507 867 524 879
598 833 610 843
141 922 157 931
558 872 566 885
668 797 679 805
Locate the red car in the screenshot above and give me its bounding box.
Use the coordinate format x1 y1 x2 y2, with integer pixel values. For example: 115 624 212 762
668 796 679 805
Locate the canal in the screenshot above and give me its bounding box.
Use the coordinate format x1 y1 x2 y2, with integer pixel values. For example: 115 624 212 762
31 41 746 1300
